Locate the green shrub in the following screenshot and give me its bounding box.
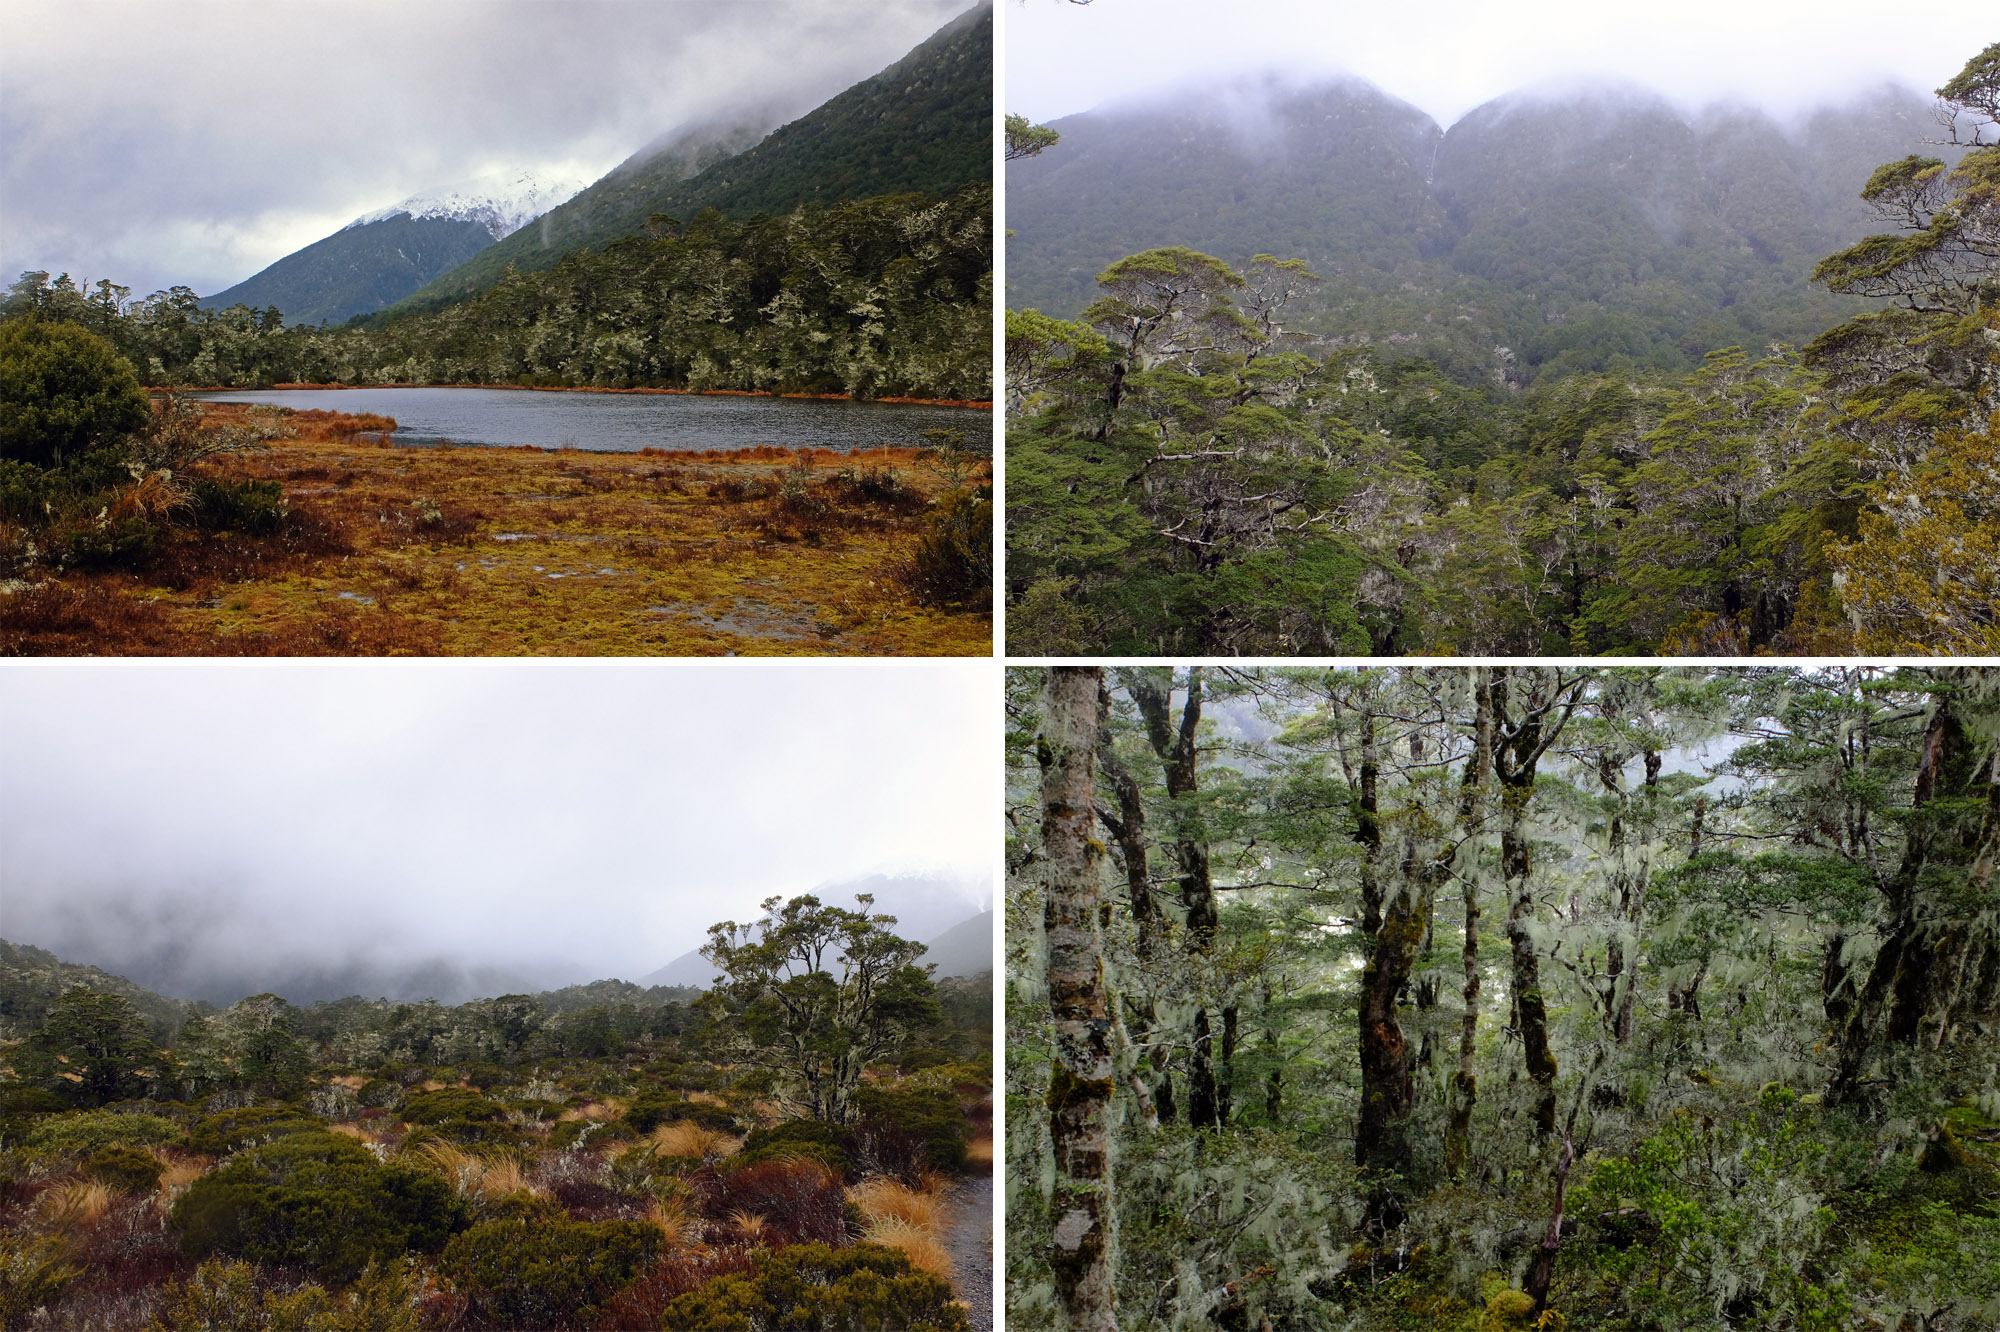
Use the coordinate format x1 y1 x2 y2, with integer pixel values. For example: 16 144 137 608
659 1242 969 1331
624 1092 740 1136
186 1106 316 1157
187 477 285 534
899 486 992 610
0 1234 80 1328
25 1108 181 1154
850 1084 967 1173
356 1078 400 1109
402 1117 526 1150
398 1087 503 1125
737 1118 851 1178
0 1089 68 1116
0 320 150 468
439 1213 662 1328
85 1143 165 1192
171 1130 467 1283
545 1118 635 1152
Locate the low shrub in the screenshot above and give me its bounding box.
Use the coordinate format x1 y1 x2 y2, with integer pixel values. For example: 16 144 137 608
658 1242 969 1332
170 1129 467 1283
0 1088 68 1116
26 1108 182 1154
898 486 992 610
185 1106 315 1157
84 1143 165 1192
847 1085 967 1177
439 1213 662 1329
398 1087 503 1125
713 1159 849 1248
737 1117 851 1178
0 1233 81 1328
186 477 285 534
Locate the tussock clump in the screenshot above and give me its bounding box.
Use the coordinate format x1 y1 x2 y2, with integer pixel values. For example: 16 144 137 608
849 1175 941 1230
39 1178 115 1228
412 1140 535 1201
863 1216 954 1281
651 1120 738 1162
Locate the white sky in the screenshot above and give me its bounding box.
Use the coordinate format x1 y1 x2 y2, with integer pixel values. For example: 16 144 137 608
0 661 994 984
1005 0 1983 128
0 0 969 299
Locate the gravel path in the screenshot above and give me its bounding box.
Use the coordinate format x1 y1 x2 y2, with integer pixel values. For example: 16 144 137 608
945 1172 994 1332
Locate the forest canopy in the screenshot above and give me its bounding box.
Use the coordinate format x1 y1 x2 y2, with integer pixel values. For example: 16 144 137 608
1008 665 2000 1332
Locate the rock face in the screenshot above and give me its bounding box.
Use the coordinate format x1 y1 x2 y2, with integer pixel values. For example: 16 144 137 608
203 169 587 327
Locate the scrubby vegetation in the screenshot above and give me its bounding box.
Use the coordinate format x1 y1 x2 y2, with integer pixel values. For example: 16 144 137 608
0 896 992 1328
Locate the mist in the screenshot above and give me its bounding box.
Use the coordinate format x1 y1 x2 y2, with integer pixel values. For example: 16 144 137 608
1 0 969 299
0 661 993 1007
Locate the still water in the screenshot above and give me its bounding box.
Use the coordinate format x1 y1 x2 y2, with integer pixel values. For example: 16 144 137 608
194 386 985 454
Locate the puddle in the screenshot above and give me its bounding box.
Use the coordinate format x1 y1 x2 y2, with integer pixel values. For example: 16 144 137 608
336 591 376 605
641 596 834 642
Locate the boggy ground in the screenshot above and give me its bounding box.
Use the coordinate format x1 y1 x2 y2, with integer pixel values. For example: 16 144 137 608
1 404 990 656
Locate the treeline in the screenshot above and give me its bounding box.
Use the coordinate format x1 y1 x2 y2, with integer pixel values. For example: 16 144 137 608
1007 665 2000 1331
3 184 991 402
1005 44 1997 657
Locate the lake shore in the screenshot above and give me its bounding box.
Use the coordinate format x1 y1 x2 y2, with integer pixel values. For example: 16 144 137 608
1 404 991 656
175 382 993 410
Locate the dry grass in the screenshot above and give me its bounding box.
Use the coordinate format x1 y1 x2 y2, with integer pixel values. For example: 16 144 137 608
849 1176 940 1230
963 1134 993 1166
728 1209 771 1245
2 405 990 657
651 1121 739 1161
863 1217 952 1281
645 1198 699 1247
327 1074 368 1090
413 1141 535 1200
40 1178 114 1228
558 1098 625 1123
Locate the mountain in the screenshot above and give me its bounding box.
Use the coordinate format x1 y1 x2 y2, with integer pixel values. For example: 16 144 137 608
918 909 993 978
202 168 587 327
0 937 196 1043
380 1 992 318
1005 76 1949 383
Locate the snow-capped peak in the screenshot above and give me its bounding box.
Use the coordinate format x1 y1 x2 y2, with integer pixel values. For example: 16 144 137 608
345 167 591 240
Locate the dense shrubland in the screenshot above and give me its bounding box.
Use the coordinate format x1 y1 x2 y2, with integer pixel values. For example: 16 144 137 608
0 897 992 1328
1007 666 2000 1331
1005 44 1997 656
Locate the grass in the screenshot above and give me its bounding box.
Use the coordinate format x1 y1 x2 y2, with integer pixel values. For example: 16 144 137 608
848 1176 941 1229
1 404 991 656
39 1179 115 1228
650 1122 739 1162
412 1140 537 1201
862 1217 953 1281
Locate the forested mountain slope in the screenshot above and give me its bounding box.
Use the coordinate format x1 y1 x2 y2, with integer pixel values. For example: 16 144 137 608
0 938 195 1044
200 214 498 329
1007 78 1945 383
383 0 993 318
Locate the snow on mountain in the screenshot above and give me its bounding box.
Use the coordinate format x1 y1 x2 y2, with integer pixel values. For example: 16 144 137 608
345 168 591 241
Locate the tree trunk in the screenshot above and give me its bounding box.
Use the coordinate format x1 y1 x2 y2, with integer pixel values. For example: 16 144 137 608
1096 678 1174 1122
1039 667 1117 1332
1446 669 1494 1177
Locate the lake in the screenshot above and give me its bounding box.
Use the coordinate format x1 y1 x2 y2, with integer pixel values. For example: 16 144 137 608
194 386 988 454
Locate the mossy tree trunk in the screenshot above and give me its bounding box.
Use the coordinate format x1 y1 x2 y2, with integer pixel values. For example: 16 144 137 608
1445 668 1494 1178
1096 674 1173 1124
1039 666 1117 1332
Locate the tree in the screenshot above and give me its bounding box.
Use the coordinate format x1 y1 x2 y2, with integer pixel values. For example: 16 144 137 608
1005 113 1061 161
0 319 151 468
17 986 160 1107
700 894 938 1124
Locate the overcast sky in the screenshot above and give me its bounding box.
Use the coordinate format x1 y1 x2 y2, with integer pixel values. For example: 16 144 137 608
1 0 969 300
1007 0 1981 129
0 661 993 989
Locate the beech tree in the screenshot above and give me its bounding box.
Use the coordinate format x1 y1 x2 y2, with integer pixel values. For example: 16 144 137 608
18 986 159 1106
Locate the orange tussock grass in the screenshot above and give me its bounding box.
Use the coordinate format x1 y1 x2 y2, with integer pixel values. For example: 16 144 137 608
413 1141 534 1199
651 1121 739 1161
849 1177 940 1230
728 1209 771 1245
646 1198 699 1247
864 1217 952 1281
40 1178 115 1227
327 1074 369 1090
963 1134 993 1166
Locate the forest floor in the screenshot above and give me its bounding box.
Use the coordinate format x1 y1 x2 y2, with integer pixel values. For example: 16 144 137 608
0 404 990 655
945 1171 994 1332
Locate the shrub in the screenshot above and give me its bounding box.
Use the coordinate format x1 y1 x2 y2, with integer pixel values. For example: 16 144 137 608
713 1159 849 1247
171 1129 467 1283
0 320 150 468
898 486 992 610
737 1117 851 1178
186 1106 316 1157
399 1087 504 1125
439 1213 662 1329
0 1234 81 1328
847 1085 967 1176
84 1143 165 1192
0 1088 68 1116
187 477 285 534
658 1242 969 1331
26 1108 182 1154
622 1091 740 1136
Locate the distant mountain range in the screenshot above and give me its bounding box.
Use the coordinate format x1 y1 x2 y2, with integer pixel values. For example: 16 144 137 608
378 0 991 319
201 169 588 327
196 1 989 332
1006 75 1949 383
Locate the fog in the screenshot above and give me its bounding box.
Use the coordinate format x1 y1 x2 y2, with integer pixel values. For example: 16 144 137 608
1 0 969 299
1007 0 1975 131
0 661 993 1005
